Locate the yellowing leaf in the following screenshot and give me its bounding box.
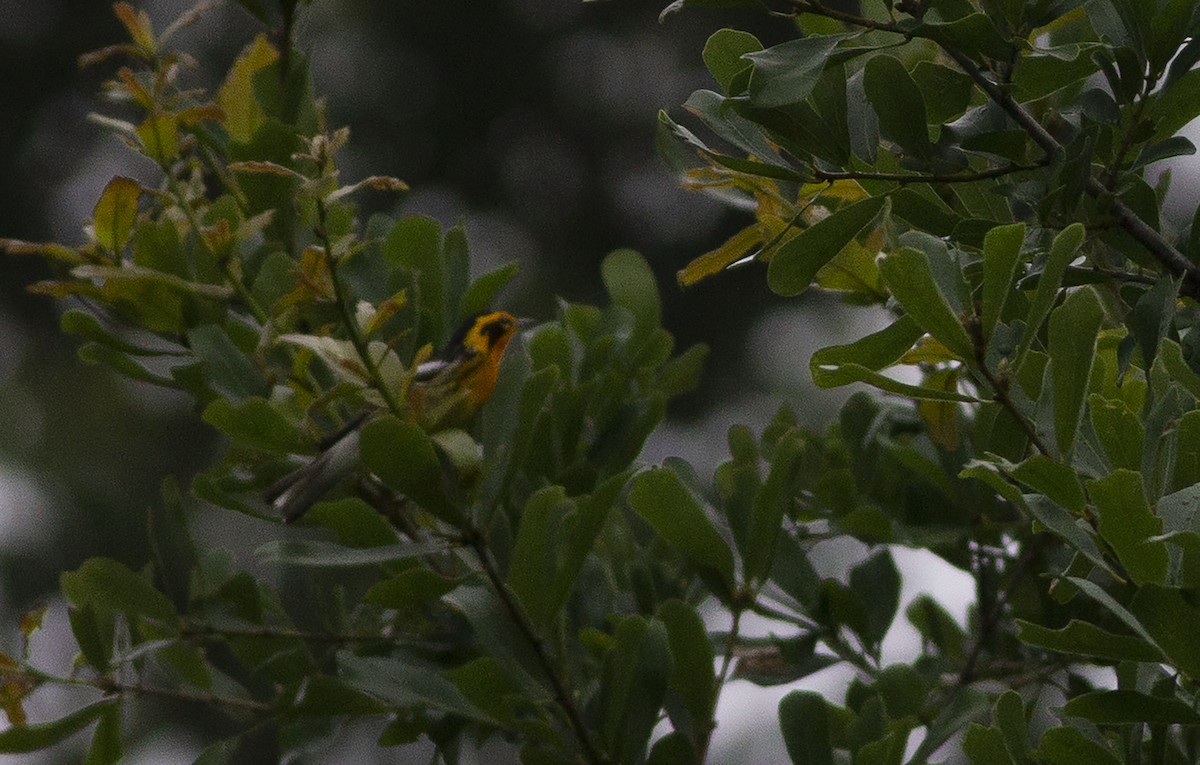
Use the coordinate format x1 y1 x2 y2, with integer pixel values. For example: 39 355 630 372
217 35 279 143
136 112 179 165
899 336 957 364
677 224 763 287
92 176 141 255
918 368 962 451
113 2 156 55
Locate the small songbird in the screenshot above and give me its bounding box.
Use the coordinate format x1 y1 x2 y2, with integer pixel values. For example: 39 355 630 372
266 311 524 522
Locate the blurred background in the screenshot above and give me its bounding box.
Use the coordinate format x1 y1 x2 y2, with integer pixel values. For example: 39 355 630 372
0 0 929 762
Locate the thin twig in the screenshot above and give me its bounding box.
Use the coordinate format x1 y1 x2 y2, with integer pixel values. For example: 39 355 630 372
813 160 1047 186
466 535 607 764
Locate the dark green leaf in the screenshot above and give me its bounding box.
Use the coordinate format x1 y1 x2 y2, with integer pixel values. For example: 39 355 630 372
629 468 736 601
382 215 446 342
1034 726 1121 765
778 691 834 765
339 652 496 724
963 723 1016 765
599 617 672 765
912 61 974 123
1064 690 1200 725
187 324 268 404
743 34 852 107
657 599 716 730
1016 618 1162 662
1088 395 1144 472
84 702 122 765
993 690 1028 762
359 416 461 524
863 55 933 159
202 396 308 454
848 549 900 650
1129 584 1200 677
507 486 577 631
1018 223 1084 364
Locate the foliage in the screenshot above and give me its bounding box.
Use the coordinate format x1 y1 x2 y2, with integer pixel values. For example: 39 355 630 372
5 0 1200 763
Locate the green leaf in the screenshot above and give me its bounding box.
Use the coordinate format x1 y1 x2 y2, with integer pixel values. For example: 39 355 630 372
68 605 114 672
291 676 387 717
1129 584 1200 678
256 539 450 567
848 549 900 650
863 55 933 159
602 249 660 336
702 28 762 93
768 195 889 297
1011 43 1103 101
1016 619 1162 662
993 690 1028 762
507 486 576 631
778 691 834 765
599 617 672 765
1087 470 1168 586
383 215 447 343
187 324 268 404
60 558 177 626
338 652 495 725
365 567 458 609
1066 576 1162 648
202 396 308 454
912 61 974 123
1010 455 1086 514
874 664 928 720
92 176 141 254
879 247 974 360
628 467 736 602
906 595 965 660
1088 394 1144 472
136 112 179 165
963 724 1016 765
60 309 185 357
458 261 519 321
0 700 115 754
1126 275 1180 371
744 428 805 583
981 223 1025 341
1025 496 1113 576
1064 690 1200 725
84 702 122 765
910 687 990 762
810 316 923 379
912 12 1012 59
1018 223 1085 364
1047 287 1103 457
359 416 461 524
293 497 398 548
1034 726 1121 765
743 34 852 107
657 600 716 731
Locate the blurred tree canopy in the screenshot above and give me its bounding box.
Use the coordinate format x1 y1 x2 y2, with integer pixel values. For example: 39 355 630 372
8 0 1200 764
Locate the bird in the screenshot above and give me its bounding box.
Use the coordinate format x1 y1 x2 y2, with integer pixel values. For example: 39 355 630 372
266 311 524 522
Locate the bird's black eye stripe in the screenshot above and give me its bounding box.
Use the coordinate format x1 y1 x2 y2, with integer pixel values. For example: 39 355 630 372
480 317 511 344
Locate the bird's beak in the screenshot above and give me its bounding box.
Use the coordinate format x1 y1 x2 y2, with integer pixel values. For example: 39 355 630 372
517 317 537 330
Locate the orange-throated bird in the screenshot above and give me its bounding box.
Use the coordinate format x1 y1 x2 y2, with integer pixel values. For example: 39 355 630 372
267 311 524 522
